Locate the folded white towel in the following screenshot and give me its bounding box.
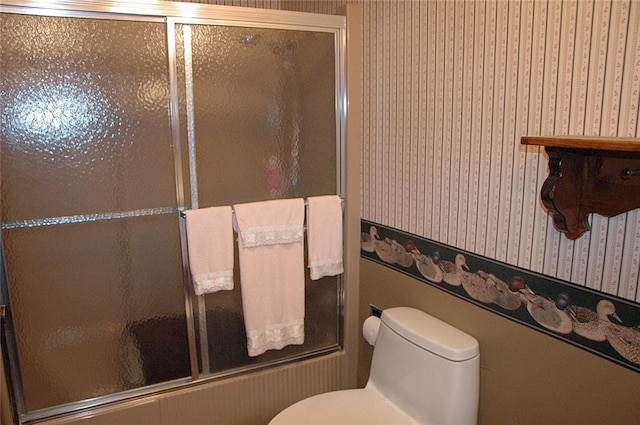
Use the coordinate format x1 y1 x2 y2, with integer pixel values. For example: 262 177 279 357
306 195 344 280
233 198 305 357
185 206 234 296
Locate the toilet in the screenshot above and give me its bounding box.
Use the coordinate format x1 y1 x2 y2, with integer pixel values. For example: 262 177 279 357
269 306 480 425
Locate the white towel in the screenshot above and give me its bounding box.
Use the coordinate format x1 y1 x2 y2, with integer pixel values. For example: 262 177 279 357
185 206 234 296
306 195 344 280
233 198 305 357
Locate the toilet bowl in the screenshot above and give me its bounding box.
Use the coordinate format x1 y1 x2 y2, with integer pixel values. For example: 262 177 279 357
269 307 480 425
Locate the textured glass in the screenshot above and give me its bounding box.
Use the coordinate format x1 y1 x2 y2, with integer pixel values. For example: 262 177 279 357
0 13 189 412
184 25 337 206
3 216 188 411
0 14 175 223
200 249 339 373
0 12 341 414
179 25 339 372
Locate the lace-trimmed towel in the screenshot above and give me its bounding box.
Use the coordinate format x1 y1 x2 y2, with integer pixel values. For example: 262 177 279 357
233 198 305 357
306 195 344 280
185 206 234 296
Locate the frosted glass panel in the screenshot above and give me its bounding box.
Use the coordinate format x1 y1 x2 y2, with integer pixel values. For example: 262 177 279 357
0 13 175 223
199 258 339 373
0 11 343 417
0 13 188 412
184 25 337 206
181 25 340 372
3 216 187 411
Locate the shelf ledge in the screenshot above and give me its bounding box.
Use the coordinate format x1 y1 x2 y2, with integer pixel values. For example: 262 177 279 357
521 136 640 240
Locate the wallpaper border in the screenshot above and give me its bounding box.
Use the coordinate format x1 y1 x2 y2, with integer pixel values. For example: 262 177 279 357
361 219 640 374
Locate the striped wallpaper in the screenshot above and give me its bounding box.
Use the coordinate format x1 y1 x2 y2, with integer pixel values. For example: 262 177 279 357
178 0 282 8
192 0 640 304
282 0 640 304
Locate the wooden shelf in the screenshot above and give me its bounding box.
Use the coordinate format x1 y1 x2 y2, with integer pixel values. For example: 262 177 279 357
521 136 640 240
522 136 640 152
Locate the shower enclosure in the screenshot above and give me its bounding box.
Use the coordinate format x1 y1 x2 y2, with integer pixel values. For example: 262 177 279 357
0 1 346 422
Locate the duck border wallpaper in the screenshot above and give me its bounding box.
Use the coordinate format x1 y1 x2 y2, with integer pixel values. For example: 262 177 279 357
341 0 640 302
361 220 640 373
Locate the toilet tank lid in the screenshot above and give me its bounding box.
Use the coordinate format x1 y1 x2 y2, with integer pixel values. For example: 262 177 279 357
381 307 479 361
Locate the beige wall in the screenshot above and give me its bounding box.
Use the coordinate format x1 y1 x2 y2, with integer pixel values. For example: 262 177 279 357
360 259 640 425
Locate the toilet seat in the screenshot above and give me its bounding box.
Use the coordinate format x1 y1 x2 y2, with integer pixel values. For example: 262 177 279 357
268 387 415 425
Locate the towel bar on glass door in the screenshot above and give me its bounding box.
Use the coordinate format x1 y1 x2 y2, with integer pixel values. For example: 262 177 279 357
178 196 344 219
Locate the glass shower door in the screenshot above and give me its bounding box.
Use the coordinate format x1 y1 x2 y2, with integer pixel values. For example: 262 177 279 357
0 5 345 422
0 13 190 414
175 23 340 374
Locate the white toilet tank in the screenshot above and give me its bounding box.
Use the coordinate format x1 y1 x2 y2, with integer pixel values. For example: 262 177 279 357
367 307 480 425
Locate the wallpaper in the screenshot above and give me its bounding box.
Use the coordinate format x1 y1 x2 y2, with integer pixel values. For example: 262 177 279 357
279 0 640 304
360 220 640 372
179 0 282 7
192 0 640 304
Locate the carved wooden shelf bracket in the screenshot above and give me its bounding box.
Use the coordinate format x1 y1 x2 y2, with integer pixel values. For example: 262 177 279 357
521 136 640 240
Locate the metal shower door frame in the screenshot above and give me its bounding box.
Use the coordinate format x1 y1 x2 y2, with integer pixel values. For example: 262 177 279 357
0 1 347 423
